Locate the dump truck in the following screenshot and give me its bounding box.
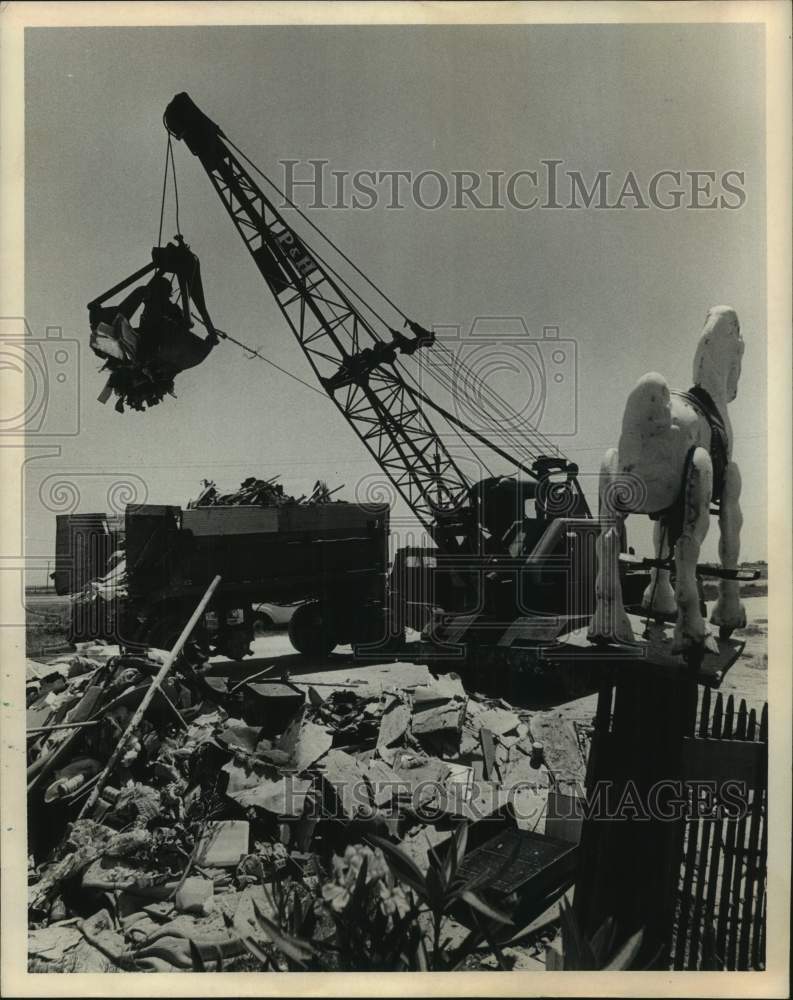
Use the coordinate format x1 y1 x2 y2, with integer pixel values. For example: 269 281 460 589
59 501 389 659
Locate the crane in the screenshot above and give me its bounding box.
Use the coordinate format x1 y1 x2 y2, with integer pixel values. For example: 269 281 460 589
161 92 591 560
83 92 657 668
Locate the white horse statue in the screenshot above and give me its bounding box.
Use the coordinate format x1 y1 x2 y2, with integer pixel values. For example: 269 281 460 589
588 306 745 655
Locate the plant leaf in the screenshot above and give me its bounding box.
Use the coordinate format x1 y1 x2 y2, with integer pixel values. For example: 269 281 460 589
446 927 486 970
241 934 273 969
252 898 316 965
427 838 446 886
425 863 446 912
471 909 511 970
545 942 564 970
414 934 429 971
384 907 422 965
350 853 370 914
590 915 615 966
559 895 596 969
442 821 468 886
188 938 206 972
366 834 427 899
460 889 514 926
603 927 644 970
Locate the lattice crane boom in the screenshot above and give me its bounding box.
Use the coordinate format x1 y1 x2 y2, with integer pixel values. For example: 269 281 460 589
164 92 474 537
163 92 591 548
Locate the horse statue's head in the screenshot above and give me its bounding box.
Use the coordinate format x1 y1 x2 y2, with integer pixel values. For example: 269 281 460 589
693 305 744 403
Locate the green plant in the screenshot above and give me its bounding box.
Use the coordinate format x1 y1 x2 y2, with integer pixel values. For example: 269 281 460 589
235 823 516 972
367 824 515 970
544 897 660 970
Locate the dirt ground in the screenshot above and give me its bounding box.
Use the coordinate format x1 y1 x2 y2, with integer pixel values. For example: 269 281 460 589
26 593 768 721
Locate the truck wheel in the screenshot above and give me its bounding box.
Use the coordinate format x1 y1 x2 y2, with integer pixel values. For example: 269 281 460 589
142 615 184 654
288 602 337 657
141 613 209 657
219 630 253 661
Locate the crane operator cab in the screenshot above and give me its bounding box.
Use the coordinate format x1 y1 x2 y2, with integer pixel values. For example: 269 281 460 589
87 236 219 413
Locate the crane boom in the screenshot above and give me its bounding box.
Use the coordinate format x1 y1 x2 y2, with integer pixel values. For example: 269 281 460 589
163 93 590 552
164 92 476 539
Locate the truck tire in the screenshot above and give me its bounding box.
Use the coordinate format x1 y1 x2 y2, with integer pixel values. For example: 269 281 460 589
218 629 253 661
137 610 209 657
288 602 337 657
141 614 185 654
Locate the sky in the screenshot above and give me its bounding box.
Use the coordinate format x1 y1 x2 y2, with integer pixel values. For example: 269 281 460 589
23 23 767 578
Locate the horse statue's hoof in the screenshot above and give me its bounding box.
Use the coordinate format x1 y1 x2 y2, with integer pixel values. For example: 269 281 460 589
672 628 719 657
710 597 747 632
587 631 614 647
718 624 734 642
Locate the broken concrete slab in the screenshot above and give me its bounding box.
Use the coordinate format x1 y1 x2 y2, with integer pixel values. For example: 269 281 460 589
445 762 475 805
175 876 214 914
222 752 314 819
277 709 332 773
501 752 549 791
390 753 450 812
319 749 371 819
528 711 587 786
28 925 82 964
194 821 250 868
510 786 548 833
411 700 465 741
362 756 403 807
398 824 454 875
451 781 511 823
376 694 410 750
410 675 467 755
411 672 467 706
216 719 263 754
292 660 434 697
477 705 521 736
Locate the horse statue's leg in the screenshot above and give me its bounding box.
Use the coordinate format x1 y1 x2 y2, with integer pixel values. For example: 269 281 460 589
642 519 677 617
672 446 718 654
588 448 634 644
710 460 746 638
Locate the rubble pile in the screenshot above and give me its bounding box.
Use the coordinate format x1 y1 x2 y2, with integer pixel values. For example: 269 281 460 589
27 643 586 972
189 476 341 508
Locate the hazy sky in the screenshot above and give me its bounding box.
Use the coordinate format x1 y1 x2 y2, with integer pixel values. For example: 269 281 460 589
24 24 767 573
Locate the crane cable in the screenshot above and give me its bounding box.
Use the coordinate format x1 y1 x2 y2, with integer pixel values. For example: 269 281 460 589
190 310 495 478
226 136 409 323
157 134 182 247
224 134 563 468
190 313 327 397
183 135 560 477
192 140 498 478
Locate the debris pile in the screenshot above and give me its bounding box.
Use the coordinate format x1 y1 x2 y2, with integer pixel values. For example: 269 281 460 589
189 476 343 508
27 643 585 972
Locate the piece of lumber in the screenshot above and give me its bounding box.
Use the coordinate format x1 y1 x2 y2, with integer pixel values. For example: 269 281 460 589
78 575 221 818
